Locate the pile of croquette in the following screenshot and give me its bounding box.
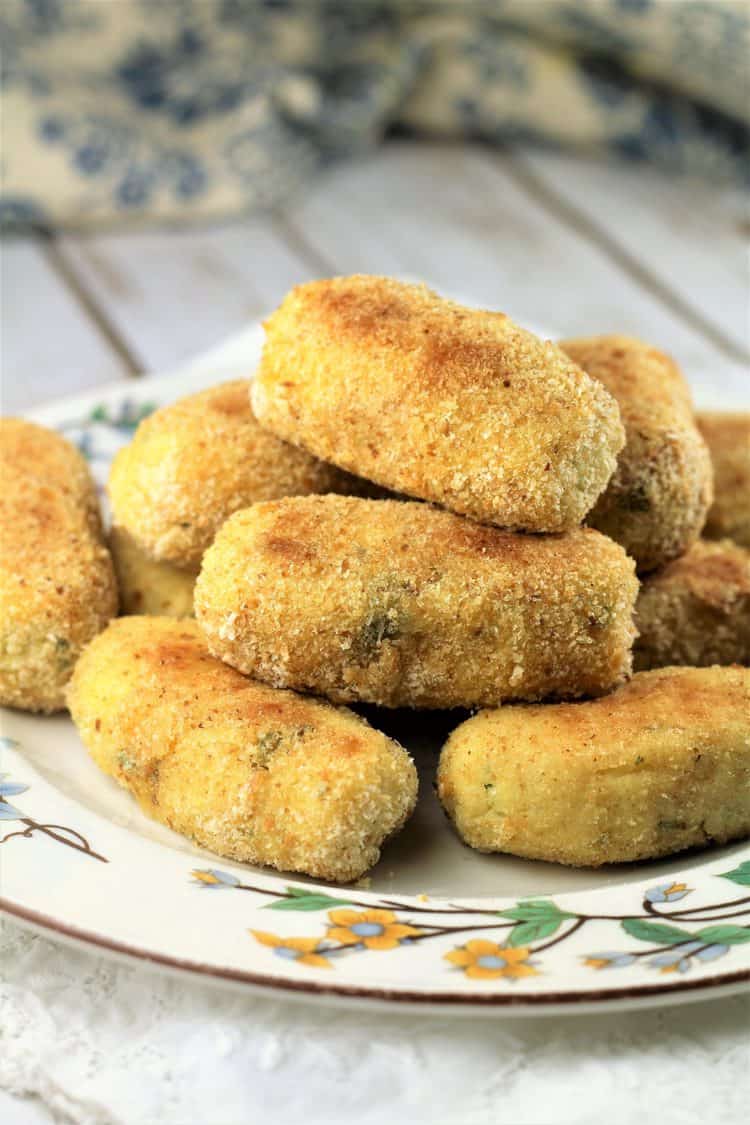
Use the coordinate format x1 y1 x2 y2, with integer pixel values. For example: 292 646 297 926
2 276 749 883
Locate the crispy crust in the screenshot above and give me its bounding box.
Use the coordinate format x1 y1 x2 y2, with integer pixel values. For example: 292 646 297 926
0 425 117 712
634 539 750 670
252 277 625 532
560 336 713 572
697 411 750 548
108 380 379 569
0 417 102 536
67 617 417 882
109 526 196 618
437 666 750 866
194 495 638 709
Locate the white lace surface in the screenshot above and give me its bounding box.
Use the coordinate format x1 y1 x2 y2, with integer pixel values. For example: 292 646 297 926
2 918 749 1125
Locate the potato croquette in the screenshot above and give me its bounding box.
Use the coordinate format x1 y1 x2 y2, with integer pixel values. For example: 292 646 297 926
697 411 750 548
560 336 713 572
195 495 638 709
0 417 102 536
108 379 378 570
437 666 750 867
251 277 625 532
68 617 417 882
109 526 196 618
0 425 117 712
634 539 750 671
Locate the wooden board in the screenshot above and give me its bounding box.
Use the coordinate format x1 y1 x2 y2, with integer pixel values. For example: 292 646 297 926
1 240 128 413
56 222 322 373
521 150 749 361
3 142 748 412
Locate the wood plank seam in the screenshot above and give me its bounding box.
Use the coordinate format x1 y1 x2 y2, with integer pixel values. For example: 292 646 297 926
270 211 340 278
41 238 144 377
492 148 750 365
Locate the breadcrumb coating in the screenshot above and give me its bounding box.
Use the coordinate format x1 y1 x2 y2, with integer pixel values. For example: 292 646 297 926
68 617 417 882
109 526 196 618
438 666 750 867
108 379 380 570
634 539 750 670
697 411 750 548
1 417 102 536
252 277 625 532
0 424 117 712
195 495 638 709
560 335 713 573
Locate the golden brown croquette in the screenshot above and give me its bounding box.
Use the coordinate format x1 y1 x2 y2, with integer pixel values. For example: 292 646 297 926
0 423 117 712
560 335 713 573
109 526 196 618
108 379 380 570
437 666 750 867
1 416 103 536
634 539 750 670
251 277 625 532
697 411 750 549
194 495 638 709
68 617 418 882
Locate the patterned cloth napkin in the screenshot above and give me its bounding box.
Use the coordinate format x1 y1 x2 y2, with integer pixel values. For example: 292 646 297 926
2 0 748 230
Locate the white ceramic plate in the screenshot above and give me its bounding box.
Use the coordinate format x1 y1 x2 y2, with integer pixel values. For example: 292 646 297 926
2 325 749 1015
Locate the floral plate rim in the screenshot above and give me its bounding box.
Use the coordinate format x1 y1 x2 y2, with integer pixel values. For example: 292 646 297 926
4 898 750 1016
3 327 749 1016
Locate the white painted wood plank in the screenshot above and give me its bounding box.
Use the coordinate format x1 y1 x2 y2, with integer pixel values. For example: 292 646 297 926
289 141 747 404
57 222 322 373
522 149 749 358
1 240 127 414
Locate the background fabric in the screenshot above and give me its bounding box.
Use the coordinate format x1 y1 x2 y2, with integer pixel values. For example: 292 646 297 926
3 915 750 1125
1 0 748 231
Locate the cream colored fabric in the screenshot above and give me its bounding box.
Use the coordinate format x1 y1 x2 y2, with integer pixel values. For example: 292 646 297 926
2 1 748 229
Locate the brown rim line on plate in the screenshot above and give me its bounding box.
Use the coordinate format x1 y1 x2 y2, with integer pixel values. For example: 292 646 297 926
4 324 748 1017
3 899 749 1016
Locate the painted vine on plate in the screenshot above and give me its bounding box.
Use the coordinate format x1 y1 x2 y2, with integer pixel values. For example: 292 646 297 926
190 865 750 981
0 740 107 863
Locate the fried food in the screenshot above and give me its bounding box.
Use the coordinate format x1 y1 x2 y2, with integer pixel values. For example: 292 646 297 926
0 422 117 712
195 495 638 709
634 539 750 670
437 666 750 867
68 617 417 882
560 335 713 572
0 416 102 535
109 526 196 618
251 277 625 532
108 379 377 570
697 411 750 548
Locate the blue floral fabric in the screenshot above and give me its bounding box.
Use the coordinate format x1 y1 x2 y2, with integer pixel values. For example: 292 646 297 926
1 0 748 229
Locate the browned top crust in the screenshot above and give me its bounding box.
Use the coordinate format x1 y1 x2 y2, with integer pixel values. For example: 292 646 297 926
641 537 750 611
561 335 713 572
253 277 625 532
697 411 750 548
0 417 102 536
195 495 638 708
67 616 417 881
633 538 750 670
0 457 117 711
108 379 377 569
460 665 749 756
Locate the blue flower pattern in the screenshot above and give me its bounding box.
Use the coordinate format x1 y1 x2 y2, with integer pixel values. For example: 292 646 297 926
1 0 748 227
0 773 29 821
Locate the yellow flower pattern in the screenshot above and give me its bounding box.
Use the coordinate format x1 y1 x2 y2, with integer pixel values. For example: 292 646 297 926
584 957 610 970
326 908 421 950
445 940 539 981
250 930 331 969
231 874 743 985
